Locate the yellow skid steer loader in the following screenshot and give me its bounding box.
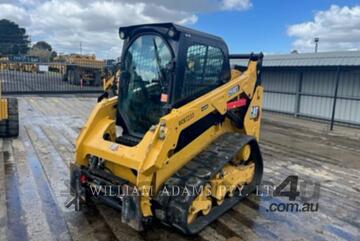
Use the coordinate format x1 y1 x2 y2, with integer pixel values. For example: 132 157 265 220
67 23 264 234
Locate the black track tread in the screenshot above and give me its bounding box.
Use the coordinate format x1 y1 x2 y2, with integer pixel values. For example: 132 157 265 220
155 132 263 234
0 98 19 137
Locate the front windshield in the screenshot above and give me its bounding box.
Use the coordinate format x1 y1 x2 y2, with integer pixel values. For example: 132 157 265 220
119 34 172 135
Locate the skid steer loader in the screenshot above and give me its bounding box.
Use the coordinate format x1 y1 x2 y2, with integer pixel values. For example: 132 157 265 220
67 23 264 234
0 83 19 137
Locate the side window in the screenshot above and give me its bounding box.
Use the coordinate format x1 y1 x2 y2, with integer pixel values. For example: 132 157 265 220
181 44 224 99
204 46 224 82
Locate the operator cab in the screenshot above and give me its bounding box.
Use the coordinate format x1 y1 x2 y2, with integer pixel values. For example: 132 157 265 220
116 23 231 145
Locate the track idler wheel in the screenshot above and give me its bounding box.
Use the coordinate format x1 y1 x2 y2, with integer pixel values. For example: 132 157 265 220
187 184 212 224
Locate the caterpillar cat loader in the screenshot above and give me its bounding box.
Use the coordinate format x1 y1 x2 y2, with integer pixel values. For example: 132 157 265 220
67 23 264 234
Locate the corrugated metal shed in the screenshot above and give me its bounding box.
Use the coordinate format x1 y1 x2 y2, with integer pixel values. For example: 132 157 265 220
235 50 360 126
231 51 360 67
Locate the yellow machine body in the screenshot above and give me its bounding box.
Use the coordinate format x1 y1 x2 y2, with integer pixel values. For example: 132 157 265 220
74 60 262 217
0 82 8 121
69 23 264 234
0 98 8 121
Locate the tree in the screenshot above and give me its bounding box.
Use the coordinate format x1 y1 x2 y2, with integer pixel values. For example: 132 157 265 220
29 41 57 62
0 19 30 55
50 51 57 61
32 41 52 51
28 47 52 62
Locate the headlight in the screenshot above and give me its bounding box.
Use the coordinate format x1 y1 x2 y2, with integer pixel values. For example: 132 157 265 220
250 106 260 120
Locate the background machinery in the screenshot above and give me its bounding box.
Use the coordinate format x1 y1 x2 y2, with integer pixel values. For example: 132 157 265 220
0 55 38 73
68 23 264 234
55 54 105 86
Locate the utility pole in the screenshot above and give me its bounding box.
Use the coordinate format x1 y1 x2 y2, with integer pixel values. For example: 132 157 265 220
314 37 319 53
80 41 82 55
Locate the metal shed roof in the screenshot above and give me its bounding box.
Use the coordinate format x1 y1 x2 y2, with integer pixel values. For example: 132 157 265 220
231 51 360 67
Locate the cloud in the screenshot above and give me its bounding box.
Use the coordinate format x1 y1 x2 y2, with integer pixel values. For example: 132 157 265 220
221 0 252 11
0 3 30 26
109 0 251 12
0 0 252 59
288 5 360 52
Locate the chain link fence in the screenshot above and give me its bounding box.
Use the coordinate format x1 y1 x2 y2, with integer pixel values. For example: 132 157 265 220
0 60 106 94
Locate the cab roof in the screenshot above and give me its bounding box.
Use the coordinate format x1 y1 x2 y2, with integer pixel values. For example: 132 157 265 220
119 22 225 43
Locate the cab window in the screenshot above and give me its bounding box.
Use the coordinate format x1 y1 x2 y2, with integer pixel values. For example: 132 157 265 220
119 34 172 134
181 44 224 99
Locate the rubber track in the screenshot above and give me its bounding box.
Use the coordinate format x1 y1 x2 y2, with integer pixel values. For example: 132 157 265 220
155 132 263 234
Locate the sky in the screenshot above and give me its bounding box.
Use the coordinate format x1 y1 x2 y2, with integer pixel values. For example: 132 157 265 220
0 0 359 59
